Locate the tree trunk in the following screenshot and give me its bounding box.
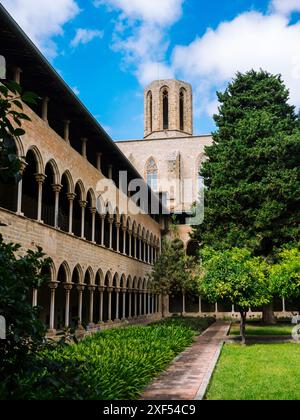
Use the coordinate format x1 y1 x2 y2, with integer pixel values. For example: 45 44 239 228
240 312 247 345
262 303 276 325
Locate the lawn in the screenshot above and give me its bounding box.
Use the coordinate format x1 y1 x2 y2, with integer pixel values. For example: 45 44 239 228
230 322 294 336
18 317 214 400
206 343 300 400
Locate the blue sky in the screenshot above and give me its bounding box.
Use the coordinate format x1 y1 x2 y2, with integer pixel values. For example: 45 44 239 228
2 0 300 140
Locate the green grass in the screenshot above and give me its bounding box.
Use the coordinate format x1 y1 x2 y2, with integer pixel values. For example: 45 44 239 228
230 322 294 336
22 317 214 400
206 343 300 400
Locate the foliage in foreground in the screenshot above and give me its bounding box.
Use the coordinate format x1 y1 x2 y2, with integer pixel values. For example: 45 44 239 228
12 318 214 400
206 343 300 400
0 235 50 399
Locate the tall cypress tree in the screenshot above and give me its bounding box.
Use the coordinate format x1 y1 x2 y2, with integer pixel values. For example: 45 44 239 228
193 70 300 256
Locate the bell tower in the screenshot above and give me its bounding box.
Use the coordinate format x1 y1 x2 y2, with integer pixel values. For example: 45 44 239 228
144 79 193 139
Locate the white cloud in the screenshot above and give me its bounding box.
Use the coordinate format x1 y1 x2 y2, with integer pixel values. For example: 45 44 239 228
95 0 184 85
172 10 300 112
271 0 300 16
136 61 175 86
93 0 183 26
1 0 80 57
71 28 104 47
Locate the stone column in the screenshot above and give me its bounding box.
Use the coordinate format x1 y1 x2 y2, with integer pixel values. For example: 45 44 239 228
88 285 96 325
148 293 151 315
116 222 121 253
100 215 105 246
128 290 132 319
67 193 75 234
152 294 155 314
134 234 138 259
17 160 27 215
232 304 235 314
134 290 138 318
139 292 142 316
52 184 62 228
13 66 22 84
215 302 219 314
32 288 38 307
64 120 70 144
108 218 114 250
128 230 132 257
107 287 113 322
122 226 127 254
144 291 147 315
115 288 120 322
79 200 87 239
122 288 127 320
98 286 105 323
143 241 147 263
35 173 46 222
81 137 88 159
151 245 154 265
91 208 96 243
199 296 202 314
48 282 58 332
64 283 73 328
77 284 85 325
139 236 142 261
147 242 151 264
42 97 49 123
96 153 102 173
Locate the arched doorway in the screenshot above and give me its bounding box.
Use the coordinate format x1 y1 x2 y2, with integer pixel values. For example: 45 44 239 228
22 150 39 219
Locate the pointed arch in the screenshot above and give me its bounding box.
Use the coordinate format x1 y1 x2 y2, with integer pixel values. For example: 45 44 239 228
57 261 70 283
120 274 127 289
72 264 84 284
61 170 74 193
95 268 104 286
84 266 95 285
179 87 186 132
145 157 158 192
45 159 60 185
27 145 44 174
161 86 169 130
74 180 86 201
105 271 113 287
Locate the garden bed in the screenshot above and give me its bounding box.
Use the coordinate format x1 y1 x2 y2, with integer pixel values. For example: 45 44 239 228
18 316 215 400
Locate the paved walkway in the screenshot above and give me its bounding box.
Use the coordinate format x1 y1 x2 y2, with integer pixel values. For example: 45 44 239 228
142 321 230 401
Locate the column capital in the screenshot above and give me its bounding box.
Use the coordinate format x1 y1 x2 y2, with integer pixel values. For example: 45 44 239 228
19 158 28 175
100 213 106 220
35 173 47 184
63 282 74 291
67 192 76 201
107 287 114 293
90 207 97 215
77 284 85 292
88 285 97 292
121 288 127 293
115 222 121 229
52 184 63 193
98 285 105 293
108 217 114 224
81 137 88 144
48 281 59 290
122 225 127 232
79 200 88 209
115 287 121 293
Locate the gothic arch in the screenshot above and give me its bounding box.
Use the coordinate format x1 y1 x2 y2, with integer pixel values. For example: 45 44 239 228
27 145 44 174
95 269 104 286
179 87 186 132
145 157 158 191
45 159 60 185
61 170 74 193
57 261 70 283
160 86 169 130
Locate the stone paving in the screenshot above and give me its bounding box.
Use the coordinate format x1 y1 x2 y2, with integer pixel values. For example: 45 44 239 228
141 321 230 401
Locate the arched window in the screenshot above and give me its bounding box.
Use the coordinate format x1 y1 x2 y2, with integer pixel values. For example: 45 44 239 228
162 89 169 130
146 158 158 192
147 91 153 133
179 89 185 131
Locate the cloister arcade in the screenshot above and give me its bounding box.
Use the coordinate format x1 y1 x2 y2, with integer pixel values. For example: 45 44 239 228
0 143 160 264
37 261 160 332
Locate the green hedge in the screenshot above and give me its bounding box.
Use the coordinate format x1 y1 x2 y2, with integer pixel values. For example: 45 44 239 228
18 317 214 400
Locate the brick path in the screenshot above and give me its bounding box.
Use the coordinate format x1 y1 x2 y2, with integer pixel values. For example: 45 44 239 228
142 321 230 400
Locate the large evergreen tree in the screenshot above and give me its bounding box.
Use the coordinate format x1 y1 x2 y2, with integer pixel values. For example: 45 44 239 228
193 70 300 255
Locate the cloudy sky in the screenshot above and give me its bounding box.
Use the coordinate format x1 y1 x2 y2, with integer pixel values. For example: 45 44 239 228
2 0 300 140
